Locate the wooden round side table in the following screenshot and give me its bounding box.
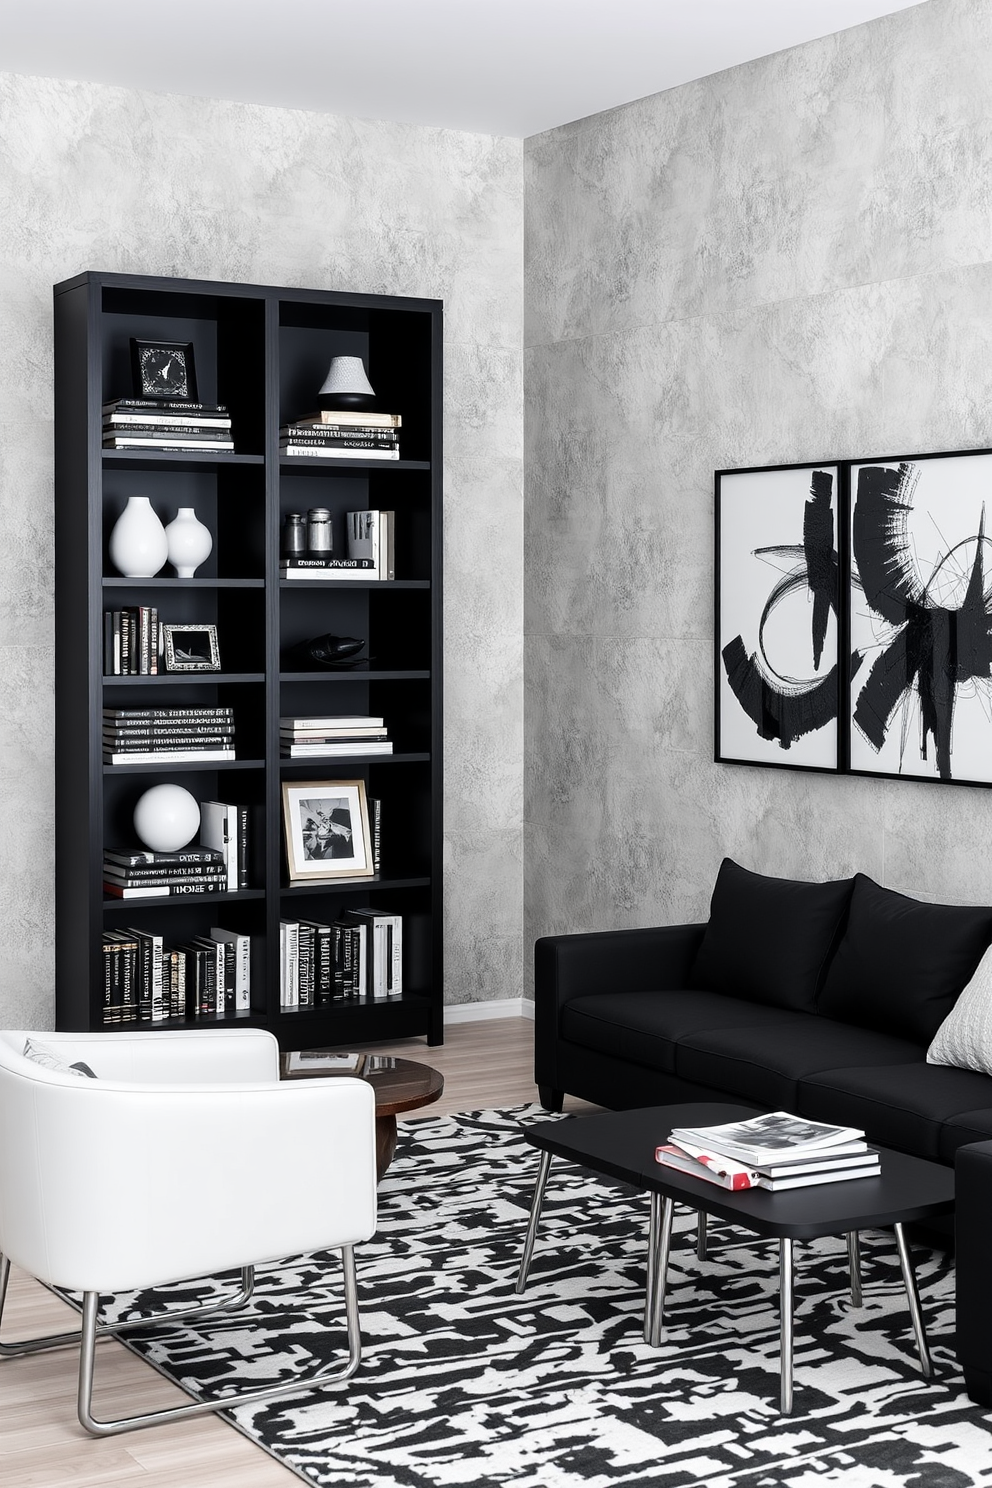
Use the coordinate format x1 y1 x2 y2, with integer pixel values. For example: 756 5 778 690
280 1052 444 1178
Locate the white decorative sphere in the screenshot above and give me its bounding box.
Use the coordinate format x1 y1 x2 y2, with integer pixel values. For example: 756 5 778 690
133 784 201 852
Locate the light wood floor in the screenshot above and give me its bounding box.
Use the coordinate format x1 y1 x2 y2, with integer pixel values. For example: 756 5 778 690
0 1017 592 1486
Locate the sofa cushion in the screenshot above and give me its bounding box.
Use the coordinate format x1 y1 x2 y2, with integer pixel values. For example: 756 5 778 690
927 943 992 1075
798 1062 992 1160
817 873 992 1045
560 990 800 1075
689 859 853 1014
676 1018 924 1112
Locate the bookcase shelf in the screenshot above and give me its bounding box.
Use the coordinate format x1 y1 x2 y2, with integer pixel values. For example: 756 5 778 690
56 270 444 1049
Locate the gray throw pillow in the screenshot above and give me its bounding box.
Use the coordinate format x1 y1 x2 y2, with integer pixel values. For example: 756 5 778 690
22 1037 97 1078
927 945 992 1075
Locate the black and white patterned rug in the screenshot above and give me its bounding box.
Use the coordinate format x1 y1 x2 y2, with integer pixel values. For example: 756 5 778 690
87 1106 992 1486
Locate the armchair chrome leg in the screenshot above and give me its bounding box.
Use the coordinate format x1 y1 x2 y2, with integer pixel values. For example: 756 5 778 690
516 1150 553 1294
0 1253 255 1361
77 1247 362 1437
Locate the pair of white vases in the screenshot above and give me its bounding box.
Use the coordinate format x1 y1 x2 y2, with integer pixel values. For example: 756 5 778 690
109 497 212 578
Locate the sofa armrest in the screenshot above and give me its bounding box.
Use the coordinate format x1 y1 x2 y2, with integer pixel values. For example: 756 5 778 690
534 924 706 1099
955 1138 992 1405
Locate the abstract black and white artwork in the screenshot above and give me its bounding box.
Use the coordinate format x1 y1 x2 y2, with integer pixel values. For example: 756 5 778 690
849 452 992 785
716 463 841 770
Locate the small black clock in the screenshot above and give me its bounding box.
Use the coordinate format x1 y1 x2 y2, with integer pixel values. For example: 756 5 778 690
129 338 198 401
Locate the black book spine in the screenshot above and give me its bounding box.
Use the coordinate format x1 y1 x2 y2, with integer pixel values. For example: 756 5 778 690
237 805 249 889
120 610 131 674
104 610 114 675
103 863 228 882
104 708 234 721
104 399 228 413
368 797 381 874
104 848 224 866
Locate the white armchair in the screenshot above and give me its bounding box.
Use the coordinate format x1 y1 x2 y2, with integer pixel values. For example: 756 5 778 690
0 1027 377 1435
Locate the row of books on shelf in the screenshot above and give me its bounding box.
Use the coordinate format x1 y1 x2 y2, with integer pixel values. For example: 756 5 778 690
105 608 160 675
103 707 236 765
281 510 395 581
281 715 392 758
280 409 401 461
102 925 249 1024
103 803 248 898
103 399 234 452
655 1111 881 1193
280 908 401 1009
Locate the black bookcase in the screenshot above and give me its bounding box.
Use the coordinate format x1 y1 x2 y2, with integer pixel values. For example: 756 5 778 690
54 271 443 1047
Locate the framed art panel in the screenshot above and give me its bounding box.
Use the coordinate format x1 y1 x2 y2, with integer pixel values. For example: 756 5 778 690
848 449 992 785
716 462 842 771
282 779 374 882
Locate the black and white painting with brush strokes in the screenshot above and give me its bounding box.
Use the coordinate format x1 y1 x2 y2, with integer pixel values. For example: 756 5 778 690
850 452 992 786
716 463 841 771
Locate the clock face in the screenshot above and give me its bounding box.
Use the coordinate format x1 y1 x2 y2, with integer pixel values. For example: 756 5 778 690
140 346 190 398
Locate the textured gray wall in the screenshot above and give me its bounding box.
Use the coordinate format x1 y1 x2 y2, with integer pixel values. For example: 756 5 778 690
524 0 992 985
0 72 523 1027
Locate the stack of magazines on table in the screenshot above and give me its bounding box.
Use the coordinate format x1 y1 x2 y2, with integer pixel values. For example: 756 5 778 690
655 1110 881 1192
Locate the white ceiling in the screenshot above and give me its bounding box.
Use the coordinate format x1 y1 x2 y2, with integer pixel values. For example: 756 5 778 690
0 0 927 138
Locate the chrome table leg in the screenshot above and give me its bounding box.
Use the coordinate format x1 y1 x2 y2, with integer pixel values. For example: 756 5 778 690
780 1237 794 1414
847 1230 862 1307
643 1192 659 1342
894 1222 933 1377
648 1195 674 1346
515 1149 553 1294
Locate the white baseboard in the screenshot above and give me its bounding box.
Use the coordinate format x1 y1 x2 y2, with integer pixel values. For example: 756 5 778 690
445 997 535 1024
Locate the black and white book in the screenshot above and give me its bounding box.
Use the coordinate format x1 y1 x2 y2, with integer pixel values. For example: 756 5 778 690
104 414 232 430
346 509 395 579
104 876 226 898
103 748 236 765
298 920 332 1003
669 1112 867 1165
279 920 300 1009
279 557 376 572
125 925 165 1022
281 715 383 731
210 927 250 1011
342 908 402 997
104 847 225 868
199 800 239 892
104 707 234 722
103 435 235 450
279 725 387 739
281 741 393 757
368 796 382 874
104 399 228 414
103 862 228 883
282 444 399 461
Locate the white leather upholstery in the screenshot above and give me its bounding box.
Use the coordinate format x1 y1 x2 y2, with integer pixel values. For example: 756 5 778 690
0 1029 377 1292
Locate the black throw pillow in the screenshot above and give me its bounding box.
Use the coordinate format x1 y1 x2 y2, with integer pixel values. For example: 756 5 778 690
689 859 854 1013
817 873 992 1045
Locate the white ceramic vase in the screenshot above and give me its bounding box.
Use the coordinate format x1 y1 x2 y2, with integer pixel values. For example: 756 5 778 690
108 496 168 578
165 506 213 578
133 784 201 853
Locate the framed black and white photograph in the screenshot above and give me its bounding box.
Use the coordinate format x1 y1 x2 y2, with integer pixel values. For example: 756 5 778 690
848 449 992 786
282 780 374 882
716 462 841 771
130 338 198 401
161 623 220 672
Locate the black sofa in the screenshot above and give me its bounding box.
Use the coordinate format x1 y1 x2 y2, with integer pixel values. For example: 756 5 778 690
534 860 992 1406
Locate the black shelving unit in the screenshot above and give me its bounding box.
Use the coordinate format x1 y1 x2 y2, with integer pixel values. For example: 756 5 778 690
54 271 443 1048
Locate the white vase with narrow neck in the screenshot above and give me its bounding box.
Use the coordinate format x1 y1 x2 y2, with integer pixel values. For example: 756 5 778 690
165 507 213 579
108 496 168 578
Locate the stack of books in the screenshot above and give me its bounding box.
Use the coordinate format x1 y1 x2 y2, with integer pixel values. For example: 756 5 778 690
280 715 392 758
279 509 395 581
102 399 234 452
279 908 401 1010
104 607 159 675
102 846 228 900
655 1111 880 1192
280 409 400 460
101 924 250 1024
103 706 236 765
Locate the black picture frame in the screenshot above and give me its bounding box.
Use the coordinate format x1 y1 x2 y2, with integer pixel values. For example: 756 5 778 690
129 338 198 401
715 461 843 774
161 623 220 672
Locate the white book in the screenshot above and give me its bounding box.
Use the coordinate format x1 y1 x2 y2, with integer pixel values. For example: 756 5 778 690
104 436 235 449
757 1164 881 1192
199 801 238 892
279 920 299 1009
280 567 382 582
104 413 232 428
281 742 393 757
669 1111 866 1165
210 927 250 1012
282 445 399 460
280 716 383 729
104 749 236 765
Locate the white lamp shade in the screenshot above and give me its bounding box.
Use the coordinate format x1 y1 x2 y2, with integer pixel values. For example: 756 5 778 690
317 356 375 399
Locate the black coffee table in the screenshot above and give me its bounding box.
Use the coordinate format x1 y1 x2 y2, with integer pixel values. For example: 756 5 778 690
516 1103 955 1413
